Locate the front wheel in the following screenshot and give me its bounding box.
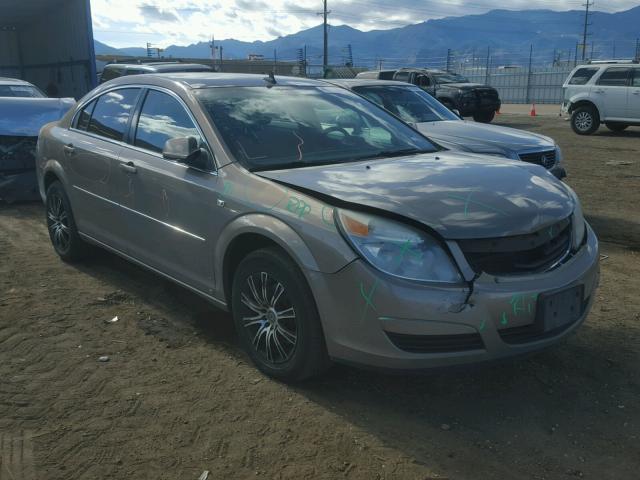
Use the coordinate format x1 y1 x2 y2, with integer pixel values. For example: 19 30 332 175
45 181 88 262
571 106 600 135
605 123 628 133
231 248 330 382
473 110 496 123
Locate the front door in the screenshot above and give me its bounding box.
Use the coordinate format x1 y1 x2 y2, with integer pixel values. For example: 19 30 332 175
112 88 221 292
593 67 631 120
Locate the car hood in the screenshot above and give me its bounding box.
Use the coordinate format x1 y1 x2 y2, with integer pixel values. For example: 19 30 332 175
439 83 494 91
257 152 574 240
416 120 554 152
0 97 75 136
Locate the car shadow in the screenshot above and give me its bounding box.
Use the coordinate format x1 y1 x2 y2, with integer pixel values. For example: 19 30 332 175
587 214 640 251
594 128 640 138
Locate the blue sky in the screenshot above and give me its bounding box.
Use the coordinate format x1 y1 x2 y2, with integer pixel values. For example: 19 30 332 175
91 0 639 48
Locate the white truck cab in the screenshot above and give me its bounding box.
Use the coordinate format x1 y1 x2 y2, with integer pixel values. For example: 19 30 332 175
562 60 640 135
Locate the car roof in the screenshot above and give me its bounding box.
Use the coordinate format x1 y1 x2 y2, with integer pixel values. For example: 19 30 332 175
105 72 328 89
0 77 36 87
105 63 212 72
324 79 417 89
396 68 447 74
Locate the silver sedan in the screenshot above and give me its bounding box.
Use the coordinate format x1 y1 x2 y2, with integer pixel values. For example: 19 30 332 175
36 73 598 381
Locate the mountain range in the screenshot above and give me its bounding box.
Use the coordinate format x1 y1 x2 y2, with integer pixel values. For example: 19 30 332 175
94 6 640 68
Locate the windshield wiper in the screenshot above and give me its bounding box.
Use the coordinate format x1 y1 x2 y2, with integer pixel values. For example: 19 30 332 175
355 148 431 161
250 160 336 172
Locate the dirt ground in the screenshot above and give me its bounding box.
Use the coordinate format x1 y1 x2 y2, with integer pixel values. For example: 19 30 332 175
1 115 639 480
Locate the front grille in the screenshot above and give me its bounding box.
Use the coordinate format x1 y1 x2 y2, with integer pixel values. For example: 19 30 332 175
386 331 484 354
458 217 573 276
519 149 557 169
0 136 38 174
499 296 590 345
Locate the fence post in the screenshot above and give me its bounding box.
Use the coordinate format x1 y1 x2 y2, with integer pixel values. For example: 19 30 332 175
526 44 533 104
484 46 491 85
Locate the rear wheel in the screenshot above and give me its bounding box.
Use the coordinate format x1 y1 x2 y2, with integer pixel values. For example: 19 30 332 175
571 106 600 135
473 110 496 123
231 247 329 382
45 181 88 262
605 123 629 133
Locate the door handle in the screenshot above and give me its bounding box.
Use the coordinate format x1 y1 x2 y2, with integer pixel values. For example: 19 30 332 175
119 161 137 174
633 90 640 95
594 89 605 94
63 144 75 155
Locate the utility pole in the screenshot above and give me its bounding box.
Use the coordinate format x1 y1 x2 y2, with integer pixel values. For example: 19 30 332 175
581 1 593 60
320 0 330 76
445 49 452 72
612 40 616 59
635 38 640 61
219 46 223 72
209 34 216 70
484 46 491 85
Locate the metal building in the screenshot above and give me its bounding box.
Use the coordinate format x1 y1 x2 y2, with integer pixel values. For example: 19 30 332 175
0 0 97 99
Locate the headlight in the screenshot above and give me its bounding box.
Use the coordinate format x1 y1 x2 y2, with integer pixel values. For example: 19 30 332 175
336 209 462 283
570 190 586 249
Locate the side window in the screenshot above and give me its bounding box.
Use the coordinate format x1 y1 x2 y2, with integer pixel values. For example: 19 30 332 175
394 71 409 82
632 69 640 87
568 68 598 85
134 90 201 154
75 99 96 130
597 68 631 87
87 88 140 141
416 75 431 87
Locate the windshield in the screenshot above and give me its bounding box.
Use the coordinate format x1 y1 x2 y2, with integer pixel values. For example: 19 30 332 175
433 73 469 84
353 85 459 124
195 85 436 171
0 84 45 98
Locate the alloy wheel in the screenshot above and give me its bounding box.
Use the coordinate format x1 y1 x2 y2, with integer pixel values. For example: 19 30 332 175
47 192 71 253
239 272 298 365
574 112 593 132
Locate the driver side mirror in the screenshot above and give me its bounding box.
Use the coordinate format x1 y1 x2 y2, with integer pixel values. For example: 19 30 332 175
163 136 210 170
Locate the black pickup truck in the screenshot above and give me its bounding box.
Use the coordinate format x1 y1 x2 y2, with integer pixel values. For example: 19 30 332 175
357 68 501 123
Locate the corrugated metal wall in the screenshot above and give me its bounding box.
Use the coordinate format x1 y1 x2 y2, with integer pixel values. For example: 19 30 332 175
0 0 96 99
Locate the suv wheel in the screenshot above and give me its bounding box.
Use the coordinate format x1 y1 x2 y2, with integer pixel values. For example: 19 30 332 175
571 106 599 135
473 111 495 123
231 247 330 382
605 123 628 133
45 181 89 262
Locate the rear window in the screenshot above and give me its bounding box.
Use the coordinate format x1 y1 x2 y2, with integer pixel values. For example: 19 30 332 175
0 85 45 98
597 68 631 87
568 68 598 85
87 89 140 142
100 66 123 83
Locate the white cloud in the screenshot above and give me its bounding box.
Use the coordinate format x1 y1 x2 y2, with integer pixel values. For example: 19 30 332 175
91 0 639 48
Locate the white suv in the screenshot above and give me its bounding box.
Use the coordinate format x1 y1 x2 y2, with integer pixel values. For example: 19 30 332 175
562 61 640 135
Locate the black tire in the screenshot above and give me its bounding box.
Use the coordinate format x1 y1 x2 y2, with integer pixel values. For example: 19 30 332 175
45 181 89 262
231 247 330 382
605 123 629 133
571 105 600 135
473 110 496 123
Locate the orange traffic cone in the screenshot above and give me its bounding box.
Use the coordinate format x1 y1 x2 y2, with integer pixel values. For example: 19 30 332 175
530 103 537 117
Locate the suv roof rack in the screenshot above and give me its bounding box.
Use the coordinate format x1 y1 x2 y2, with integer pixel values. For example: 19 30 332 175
587 59 639 64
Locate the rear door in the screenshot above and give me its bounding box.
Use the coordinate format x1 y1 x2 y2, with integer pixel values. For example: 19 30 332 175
64 88 141 251
628 68 640 122
112 88 221 291
593 67 631 120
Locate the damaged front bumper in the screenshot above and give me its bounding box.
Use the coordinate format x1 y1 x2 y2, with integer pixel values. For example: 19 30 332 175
0 135 40 203
307 224 599 370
